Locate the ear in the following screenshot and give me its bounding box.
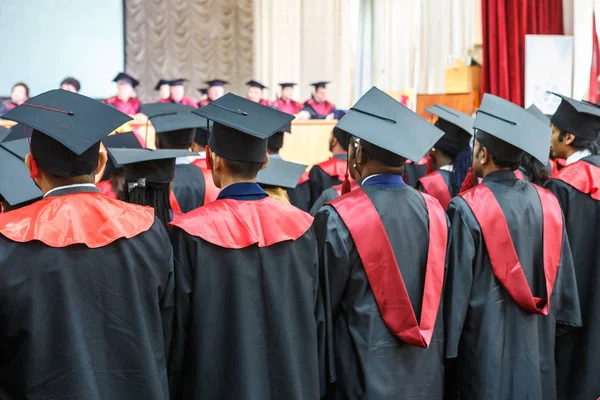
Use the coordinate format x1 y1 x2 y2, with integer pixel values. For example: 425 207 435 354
25 153 32 175
206 146 213 170
259 153 269 171
479 146 489 165
95 150 108 177
564 132 576 146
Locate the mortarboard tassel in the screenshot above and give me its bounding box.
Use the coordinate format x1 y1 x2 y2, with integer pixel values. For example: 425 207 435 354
341 158 351 195
426 154 434 175
458 167 476 194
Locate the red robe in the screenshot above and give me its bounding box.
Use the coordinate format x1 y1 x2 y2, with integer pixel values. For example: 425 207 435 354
302 96 335 119
104 96 142 115
273 98 304 114
157 97 198 108
198 98 213 108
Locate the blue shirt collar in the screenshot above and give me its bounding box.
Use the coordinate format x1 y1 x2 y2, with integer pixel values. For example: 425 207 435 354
361 174 406 189
217 182 269 201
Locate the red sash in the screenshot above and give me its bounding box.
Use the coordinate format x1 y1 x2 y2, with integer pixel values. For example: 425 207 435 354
459 184 563 314
514 169 526 180
554 160 600 200
328 189 447 348
333 180 360 196
298 171 310 185
418 172 452 210
96 180 117 199
317 157 349 181
191 158 220 204
170 191 183 215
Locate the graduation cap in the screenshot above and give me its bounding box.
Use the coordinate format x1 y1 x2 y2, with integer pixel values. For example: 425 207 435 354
169 78 187 86
139 103 196 119
279 82 297 89
0 89 132 178
155 79 169 90
113 72 140 88
0 126 9 143
474 93 551 164
336 87 444 163
426 104 474 144
0 124 27 143
194 120 213 147
0 138 30 161
311 81 330 90
0 146 42 207
526 104 551 125
246 80 268 90
102 132 143 170
267 122 291 152
205 79 228 87
108 148 196 184
198 87 208 95
257 158 307 189
193 93 294 163
548 92 600 141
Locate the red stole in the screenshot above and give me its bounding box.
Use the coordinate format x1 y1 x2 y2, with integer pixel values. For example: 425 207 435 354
514 169 526 180
333 180 360 196
459 184 563 314
170 197 313 249
418 171 452 210
0 193 154 248
96 180 117 199
191 158 220 204
198 98 213 107
273 99 303 114
328 188 447 348
170 191 183 216
304 97 335 116
104 96 141 115
317 157 349 181
554 160 600 200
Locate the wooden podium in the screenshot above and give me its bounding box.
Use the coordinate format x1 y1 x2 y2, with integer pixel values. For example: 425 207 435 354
416 92 477 120
280 120 337 167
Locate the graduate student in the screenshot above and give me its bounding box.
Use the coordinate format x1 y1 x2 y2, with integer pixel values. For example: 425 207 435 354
302 81 336 119
155 79 171 101
416 104 473 209
272 82 304 114
197 79 228 107
109 148 196 225
0 90 174 400
158 79 198 107
445 94 581 399
96 131 143 199
246 80 272 106
104 72 142 115
256 157 307 204
169 94 323 400
544 93 600 400
141 103 217 212
314 87 449 399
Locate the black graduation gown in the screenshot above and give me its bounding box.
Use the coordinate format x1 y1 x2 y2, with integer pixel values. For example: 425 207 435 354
308 153 347 209
445 171 581 400
172 163 206 213
288 180 312 212
0 186 174 400
169 183 323 400
314 177 448 399
310 187 339 216
404 161 427 188
416 169 453 194
545 155 600 400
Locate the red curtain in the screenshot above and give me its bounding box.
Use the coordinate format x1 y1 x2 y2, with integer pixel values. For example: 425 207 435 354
589 13 599 104
481 0 564 106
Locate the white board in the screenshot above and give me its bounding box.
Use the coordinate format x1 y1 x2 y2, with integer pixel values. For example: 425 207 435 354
524 35 574 115
0 0 125 99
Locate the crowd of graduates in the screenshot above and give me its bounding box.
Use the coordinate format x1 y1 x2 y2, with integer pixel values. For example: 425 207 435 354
0 78 598 400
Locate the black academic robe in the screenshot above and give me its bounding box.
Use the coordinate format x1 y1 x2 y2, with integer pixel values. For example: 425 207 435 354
404 161 427 188
314 175 448 399
308 153 347 209
445 171 581 400
172 163 206 213
310 187 339 216
168 182 323 400
288 180 312 212
545 156 600 400
416 169 454 209
0 186 174 400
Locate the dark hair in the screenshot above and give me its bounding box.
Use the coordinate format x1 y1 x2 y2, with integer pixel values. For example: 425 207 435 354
520 153 550 186
558 130 599 155
433 136 472 192
223 158 263 179
122 181 171 229
360 140 406 167
61 77 81 92
156 128 196 150
476 145 521 171
12 82 29 97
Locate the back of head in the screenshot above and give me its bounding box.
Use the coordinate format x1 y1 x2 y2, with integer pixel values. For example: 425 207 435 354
476 130 523 170
360 139 406 168
156 128 196 150
122 181 171 229
433 118 473 191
